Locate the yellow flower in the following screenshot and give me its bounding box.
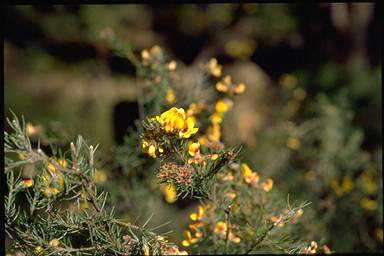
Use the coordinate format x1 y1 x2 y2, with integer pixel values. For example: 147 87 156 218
57 159 68 168
341 177 353 193
148 145 157 158
34 246 43 256
215 99 232 113
330 180 343 196
141 49 150 60
198 136 208 146
167 246 188 255
160 107 185 132
286 137 300 150
228 232 241 243
226 191 236 200
222 174 234 181
241 163 252 176
241 163 259 184
142 140 149 149
167 60 177 70
190 206 205 221
214 221 227 235
18 152 27 160
210 154 218 160
143 244 150 256
210 113 223 124
360 197 377 211
166 88 176 104
216 82 228 92
182 230 199 247
179 117 199 139
26 122 40 136
42 187 60 198
214 221 240 243
155 107 199 139
207 125 221 142
49 239 60 248
47 159 68 173
94 169 107 183
233 83 245 94
362 171 378 194
271 215 284 227
294 208 303 218
42 160 65 198
188 142 200 157
208 58 222 77
24 179 33 188
186 103 204 117
164 185 177 203
223 75 232 85
308 241 318 254
262 179 273 192
150 45 162 55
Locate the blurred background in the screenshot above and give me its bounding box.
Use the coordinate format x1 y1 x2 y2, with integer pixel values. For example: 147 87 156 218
4 3 382 252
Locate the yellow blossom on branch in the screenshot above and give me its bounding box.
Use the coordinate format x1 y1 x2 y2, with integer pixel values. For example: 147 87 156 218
167 60 177 70
163 184 177 203
207 58 222 77
24 179 33 188
166 88 176 104
233 83 246 94
207 124 221 142
210 113 223 124
156 107 199 139
182 230 199 247
190 206 205 221
241 163 260 184
26 122 41 136
215 99 233 113
188 142 200 157
214 221 240 243
262 179 273 192
360 197 377 211
286 137 300 150
94 169 107 184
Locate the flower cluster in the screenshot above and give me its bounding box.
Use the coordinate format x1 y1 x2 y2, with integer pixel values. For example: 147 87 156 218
182 205 209 247
329 176 353 197
300 241 332 254
241 163 273 192
156 107 199 139
140 45 178 106
41 159 67 198
270 208 304 227
141 45 176 71
162 184 177 204
206 58 222 77
214 221 241 243
215 75 245 95
187 142 219 169
141 107 199 158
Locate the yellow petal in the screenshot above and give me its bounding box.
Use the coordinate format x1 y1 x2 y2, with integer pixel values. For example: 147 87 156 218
182 240 190 247
190 213 198 221
148 145 156 158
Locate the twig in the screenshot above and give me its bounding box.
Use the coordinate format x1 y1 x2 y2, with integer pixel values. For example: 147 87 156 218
245 224 275 254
